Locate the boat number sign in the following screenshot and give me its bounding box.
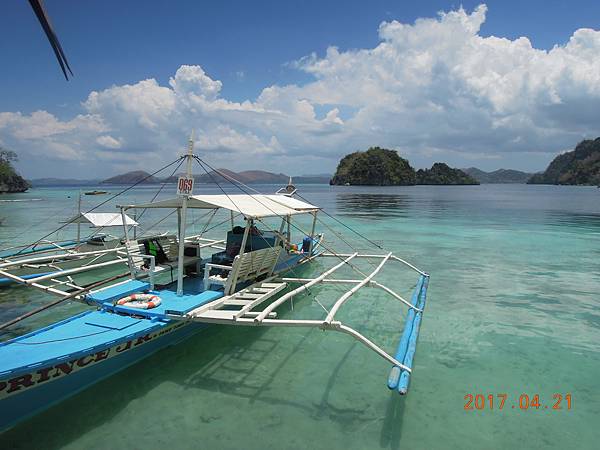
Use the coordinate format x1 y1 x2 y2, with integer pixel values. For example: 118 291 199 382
177 176 194 196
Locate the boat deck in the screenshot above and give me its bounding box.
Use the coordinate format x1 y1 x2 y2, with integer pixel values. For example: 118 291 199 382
0 277 224 377
0 310 162 376
87 277 223 320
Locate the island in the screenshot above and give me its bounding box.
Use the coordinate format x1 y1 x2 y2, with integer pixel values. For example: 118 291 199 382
330 147 416 186
527 138 600 185
416 163 478 185
330 147 478 186
463 168 532 184
0 148 30 193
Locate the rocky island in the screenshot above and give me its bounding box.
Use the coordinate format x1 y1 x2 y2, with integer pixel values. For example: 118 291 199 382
527 138 600 185
329 147 416 186
416 163 478 185
0 148 30 193
330 147 478 186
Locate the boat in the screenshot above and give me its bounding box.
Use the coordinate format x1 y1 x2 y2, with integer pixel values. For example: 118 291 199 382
84 190 108 195
0 137 430 431
0 211 140 288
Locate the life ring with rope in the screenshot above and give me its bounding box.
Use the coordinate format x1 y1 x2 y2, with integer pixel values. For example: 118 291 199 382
116 293 161 309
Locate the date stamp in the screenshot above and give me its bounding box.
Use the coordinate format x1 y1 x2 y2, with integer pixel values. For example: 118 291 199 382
464 393 572 411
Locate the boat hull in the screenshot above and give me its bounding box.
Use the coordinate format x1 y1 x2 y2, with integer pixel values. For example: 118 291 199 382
0 319 206 432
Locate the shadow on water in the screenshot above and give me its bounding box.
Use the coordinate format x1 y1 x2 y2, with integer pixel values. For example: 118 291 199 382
182 325 317 414
2 322 404 449
2 267 412 448
380 394 406 450
335 193 411 219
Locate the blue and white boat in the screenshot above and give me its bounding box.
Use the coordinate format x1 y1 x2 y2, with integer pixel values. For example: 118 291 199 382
0 138 429 432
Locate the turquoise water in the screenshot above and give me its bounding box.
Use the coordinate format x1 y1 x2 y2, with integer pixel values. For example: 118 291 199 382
1 184 599 449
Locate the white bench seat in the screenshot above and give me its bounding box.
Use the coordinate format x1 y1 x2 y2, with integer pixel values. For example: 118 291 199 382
203 246 281 294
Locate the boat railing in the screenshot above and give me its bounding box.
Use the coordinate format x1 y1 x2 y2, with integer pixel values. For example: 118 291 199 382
117 243 156 289
0 246 128 270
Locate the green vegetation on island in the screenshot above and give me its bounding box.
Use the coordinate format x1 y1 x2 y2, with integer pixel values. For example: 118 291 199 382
416 163 479 185
527 138 600 185
463 167 532 184
0 148 30 193
330 147 478 186
330 147 416 186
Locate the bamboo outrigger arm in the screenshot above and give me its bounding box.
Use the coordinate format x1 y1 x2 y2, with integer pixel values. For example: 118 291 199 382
167 251 429 394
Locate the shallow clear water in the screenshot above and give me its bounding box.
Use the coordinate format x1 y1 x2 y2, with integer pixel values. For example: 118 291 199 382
1 184 599 449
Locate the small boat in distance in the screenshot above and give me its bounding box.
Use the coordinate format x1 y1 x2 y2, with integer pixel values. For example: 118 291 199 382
84 190 108 195
0 135 430 431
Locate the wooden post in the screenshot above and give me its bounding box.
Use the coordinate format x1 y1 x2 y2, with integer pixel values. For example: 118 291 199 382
274 217 286 248
239 219 251 257
133 210 137 240
76 190 82 245
308 211 317 254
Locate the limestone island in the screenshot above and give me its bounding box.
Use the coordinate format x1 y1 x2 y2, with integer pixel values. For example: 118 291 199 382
330 147 479 186
527 138 600 185
0 149 30 193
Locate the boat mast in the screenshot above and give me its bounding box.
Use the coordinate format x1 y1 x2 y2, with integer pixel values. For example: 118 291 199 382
177 131 194 296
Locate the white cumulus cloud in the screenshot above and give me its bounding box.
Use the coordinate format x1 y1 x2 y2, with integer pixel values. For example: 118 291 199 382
2 4 600 177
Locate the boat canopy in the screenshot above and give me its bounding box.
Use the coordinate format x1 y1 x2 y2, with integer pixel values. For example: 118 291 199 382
122 194 319 219
63 212 138 227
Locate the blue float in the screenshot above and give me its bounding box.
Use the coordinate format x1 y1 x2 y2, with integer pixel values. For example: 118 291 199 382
387 274 429 394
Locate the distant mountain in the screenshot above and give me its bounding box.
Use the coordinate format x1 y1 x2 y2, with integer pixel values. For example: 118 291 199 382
416 163 479 185
463 168 533 184
294 175 331 184
528 138 600 185
163 169 329 184
27 169 330 188
102 170 161 184
30 178 101 187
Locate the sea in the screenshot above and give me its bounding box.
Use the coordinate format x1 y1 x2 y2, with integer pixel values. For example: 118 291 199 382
0 183 599 449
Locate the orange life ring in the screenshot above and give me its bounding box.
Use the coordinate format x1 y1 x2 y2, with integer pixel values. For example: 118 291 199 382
116 293 161 309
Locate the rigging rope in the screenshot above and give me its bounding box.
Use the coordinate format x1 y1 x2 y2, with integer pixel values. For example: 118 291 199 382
12 156 185 257
193 156 372 280
184 158 384 252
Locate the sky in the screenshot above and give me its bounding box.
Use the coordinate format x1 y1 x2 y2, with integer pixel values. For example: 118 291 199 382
1 0 600 179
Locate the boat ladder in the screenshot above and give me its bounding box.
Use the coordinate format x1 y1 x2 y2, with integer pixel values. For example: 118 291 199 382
181 282 287 322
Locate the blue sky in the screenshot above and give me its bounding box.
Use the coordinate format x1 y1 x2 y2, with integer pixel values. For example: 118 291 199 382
1 1 600 178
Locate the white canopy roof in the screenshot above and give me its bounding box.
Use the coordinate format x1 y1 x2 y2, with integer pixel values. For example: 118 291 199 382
123 194 319 219
64 212 138 227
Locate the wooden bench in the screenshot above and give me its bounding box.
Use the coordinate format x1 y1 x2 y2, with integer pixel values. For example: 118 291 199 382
203 246 282 295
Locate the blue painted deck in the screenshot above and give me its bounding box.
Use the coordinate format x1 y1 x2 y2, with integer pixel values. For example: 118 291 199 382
0 311 160 377
86 279 151 304
87 278 223 319
1 278 224 377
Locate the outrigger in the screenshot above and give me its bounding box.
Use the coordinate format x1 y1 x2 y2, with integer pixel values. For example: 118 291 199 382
0 211 138 287
0 136 429 432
